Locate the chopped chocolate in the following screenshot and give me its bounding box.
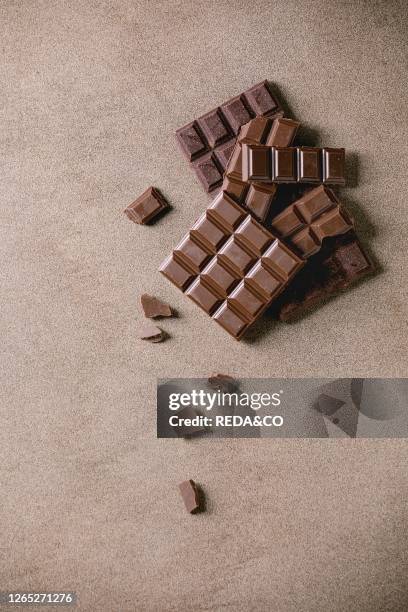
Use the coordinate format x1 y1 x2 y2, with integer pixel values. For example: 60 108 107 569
124 186 169 225
140 293 172 318
178 479 202 513
138 322 165 342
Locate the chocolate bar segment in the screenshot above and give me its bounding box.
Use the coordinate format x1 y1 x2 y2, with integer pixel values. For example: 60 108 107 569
160 193 304 339
223 117 300 222
176 81 283 193
275 232 374 321
270 185 353 258
242 145 345 185
124 186 169 225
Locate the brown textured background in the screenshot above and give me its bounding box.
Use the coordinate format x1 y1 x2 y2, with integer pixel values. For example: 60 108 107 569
1 1 408 610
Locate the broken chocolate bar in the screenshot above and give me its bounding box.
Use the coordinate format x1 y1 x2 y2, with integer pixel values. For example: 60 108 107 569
275 232 374 321
160 192 304 339
242 145 345 185
270 185 353 258
140 294 172 318
223 116 300 222
176 81 283 193
124 187 169 225
178 479 202 513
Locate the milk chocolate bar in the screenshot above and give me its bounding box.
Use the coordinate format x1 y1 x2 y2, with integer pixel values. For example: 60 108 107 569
270 185 353 258
176 81 283 193
275 232 374 321
242 145 345 185
160 192 304 339
223 116 300 222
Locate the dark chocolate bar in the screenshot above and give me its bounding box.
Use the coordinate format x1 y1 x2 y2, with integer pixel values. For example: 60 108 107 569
274 232 374 321
160 192 304 339
242 145 345 185
223 116 300 222
270 185 353 258
176 81 283 193
124 186 169 225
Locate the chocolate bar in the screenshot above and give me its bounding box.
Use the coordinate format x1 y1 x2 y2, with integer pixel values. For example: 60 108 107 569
124 186 169 225
159 192 304 339
223 116 300 222
242 145 345 185
270 185 353 258
176 81 283 193
274 232 374 321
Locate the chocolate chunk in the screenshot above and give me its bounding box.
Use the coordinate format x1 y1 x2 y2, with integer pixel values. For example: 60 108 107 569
124 186 169 225
178 479 202 513
208 373 238 392
316 393 346 416
138 322 165 342
176 80 283 193
140 294 172 318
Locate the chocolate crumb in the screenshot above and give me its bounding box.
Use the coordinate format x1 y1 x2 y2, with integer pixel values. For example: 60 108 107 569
138 322 165 343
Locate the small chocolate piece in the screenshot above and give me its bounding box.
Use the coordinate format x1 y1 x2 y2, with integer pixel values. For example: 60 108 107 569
138 322 165 342
270 185 353 258
160 192 304 340
178 479 201 513
176 81 283 193
124 187 169 225
208 373 238 391
223 117 300 222
242 145 345 185
315 394 346 416
275 232 374 321
140 293 172 318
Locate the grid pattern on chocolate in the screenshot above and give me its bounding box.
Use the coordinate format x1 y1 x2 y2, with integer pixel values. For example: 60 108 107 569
176 81 283 193
242 145 346 185
222 117 300 222
159 193 304 339
124 186 169 225
270 185 353 257
274 232 374 321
